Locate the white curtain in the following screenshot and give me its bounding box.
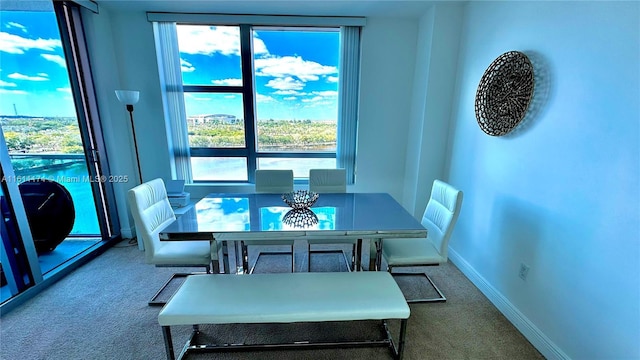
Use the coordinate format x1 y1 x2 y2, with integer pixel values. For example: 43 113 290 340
153 22 192 181
337 26 361 184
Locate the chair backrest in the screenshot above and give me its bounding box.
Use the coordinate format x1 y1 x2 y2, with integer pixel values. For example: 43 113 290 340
255 169 294 193
127 178 176 263
309 168 347 193
421 179 463 262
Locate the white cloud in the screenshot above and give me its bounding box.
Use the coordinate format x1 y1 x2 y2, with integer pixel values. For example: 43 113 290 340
251 33 268 55
273 89 306 96
177 25 268 56
0 79 17 87
0 88 27 94
57 87 71 93
6 22 27 33
255 55 337 82
41 54 66 67
327 76 339 83
184 93 211 101
306 100 334 107
256 93 275 103
283 96 297 101
311 90 338 97
180 58 195 72
302 96 324 103
224 95 236 99
0 32 61 54
8 72 49 81
211 78 242 86
265 76 304 91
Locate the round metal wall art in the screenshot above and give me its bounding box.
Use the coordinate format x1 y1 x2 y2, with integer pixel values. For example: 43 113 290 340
475 51 535 136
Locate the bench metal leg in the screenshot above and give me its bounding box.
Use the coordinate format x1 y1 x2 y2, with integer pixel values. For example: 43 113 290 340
169 320 407 359
165 325 199 360
397 319 408 360
383 319 408 360
162 326 175 360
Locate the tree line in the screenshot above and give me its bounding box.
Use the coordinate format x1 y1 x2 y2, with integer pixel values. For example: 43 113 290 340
1 118 83 153
189 120 337 150
1 117 337 153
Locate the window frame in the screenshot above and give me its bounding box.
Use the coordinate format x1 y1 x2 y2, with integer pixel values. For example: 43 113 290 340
182 24 338 184
150 14 364 185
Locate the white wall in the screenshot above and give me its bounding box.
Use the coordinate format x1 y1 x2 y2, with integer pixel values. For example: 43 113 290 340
403 3 464 215
106 11 174 184
83 9 195 236
353 17 418 201
81 6 140 238
444 1 639 359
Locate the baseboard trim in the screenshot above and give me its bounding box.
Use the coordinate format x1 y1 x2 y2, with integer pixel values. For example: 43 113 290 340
120 226 134 239
120 226 143 251
448 248 570 360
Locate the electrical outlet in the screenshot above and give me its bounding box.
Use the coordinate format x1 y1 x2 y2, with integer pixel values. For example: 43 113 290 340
519 263 530 281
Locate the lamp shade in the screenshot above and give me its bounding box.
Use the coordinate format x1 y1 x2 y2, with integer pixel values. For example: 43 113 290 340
115 90 140 105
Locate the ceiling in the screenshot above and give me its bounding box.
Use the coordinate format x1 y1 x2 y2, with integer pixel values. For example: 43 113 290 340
96 0 443 19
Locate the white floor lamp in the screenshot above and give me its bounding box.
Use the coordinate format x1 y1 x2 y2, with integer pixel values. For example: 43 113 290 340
115 90 142 184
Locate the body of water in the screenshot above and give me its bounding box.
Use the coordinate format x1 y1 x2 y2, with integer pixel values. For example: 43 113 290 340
13 161 100 235
192 157 336 181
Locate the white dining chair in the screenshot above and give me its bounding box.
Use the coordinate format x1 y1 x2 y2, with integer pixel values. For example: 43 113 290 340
309 168 347 193
381 179 463 303
244 169 296 273
255 169 294 193
127 178 218 306
307 168 354 272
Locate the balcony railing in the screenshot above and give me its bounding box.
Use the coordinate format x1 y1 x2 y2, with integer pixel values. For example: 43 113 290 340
8 153 100 235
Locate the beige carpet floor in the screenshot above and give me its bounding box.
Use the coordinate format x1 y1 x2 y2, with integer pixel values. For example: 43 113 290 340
0 240 545 360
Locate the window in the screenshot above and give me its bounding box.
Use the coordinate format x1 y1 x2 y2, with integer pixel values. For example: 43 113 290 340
152 15 363 184
0 3 112 238
179 25 338 182
0 0 119 308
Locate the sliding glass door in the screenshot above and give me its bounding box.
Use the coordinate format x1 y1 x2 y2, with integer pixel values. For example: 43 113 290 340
0 1 119 305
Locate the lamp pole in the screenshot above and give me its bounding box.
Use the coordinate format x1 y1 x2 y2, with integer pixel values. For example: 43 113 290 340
115 90 142 184
126 104 143 184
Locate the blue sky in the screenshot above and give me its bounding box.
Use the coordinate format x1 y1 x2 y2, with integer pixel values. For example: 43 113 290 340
177 25 340 121
0 13 340 121
0 10 76 117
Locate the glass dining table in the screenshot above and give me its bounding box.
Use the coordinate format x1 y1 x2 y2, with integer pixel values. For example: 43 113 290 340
159 192 427 274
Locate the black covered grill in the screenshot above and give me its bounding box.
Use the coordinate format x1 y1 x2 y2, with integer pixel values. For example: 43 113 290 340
19 179 75 253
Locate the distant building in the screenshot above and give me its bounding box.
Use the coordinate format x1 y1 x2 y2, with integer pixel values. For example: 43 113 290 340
187 114 240 125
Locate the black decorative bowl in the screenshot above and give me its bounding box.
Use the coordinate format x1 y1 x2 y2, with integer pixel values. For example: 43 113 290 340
282 208 318 228
282 190 319 209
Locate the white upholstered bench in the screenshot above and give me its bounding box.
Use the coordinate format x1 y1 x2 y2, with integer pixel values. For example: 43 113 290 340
158 272 410 360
